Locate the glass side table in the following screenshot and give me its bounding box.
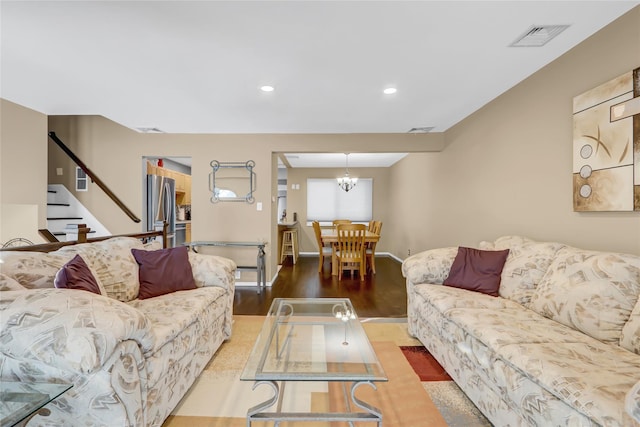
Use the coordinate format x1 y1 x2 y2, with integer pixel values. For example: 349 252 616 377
0 382 72 427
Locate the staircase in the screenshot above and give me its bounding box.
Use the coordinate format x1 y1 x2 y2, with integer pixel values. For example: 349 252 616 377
47 184 110 241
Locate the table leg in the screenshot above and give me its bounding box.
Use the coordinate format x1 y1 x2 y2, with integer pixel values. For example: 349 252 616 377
332 244 338 276
247 380 279 427
246 380 382 425
256 245 266 294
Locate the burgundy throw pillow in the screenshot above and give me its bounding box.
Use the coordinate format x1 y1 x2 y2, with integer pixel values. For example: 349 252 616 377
443 247 510 297
131 246 196 299
54 254 102 295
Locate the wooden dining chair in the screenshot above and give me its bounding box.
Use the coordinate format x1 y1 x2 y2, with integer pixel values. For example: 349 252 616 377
335 223 367 281
312 221 333 273
332 219 352 229
366 221 383 274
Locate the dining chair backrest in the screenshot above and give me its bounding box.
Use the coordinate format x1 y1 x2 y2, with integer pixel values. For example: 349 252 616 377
312 221 324 249
372 220 383 235
367 221 383 250
336 223 367 258
333 219 352 228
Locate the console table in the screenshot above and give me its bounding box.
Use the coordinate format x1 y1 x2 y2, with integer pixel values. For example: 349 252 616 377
186 241 267 293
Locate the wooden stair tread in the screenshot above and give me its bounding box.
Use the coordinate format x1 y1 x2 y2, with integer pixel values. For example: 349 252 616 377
53 230 96 236
47 217 83 220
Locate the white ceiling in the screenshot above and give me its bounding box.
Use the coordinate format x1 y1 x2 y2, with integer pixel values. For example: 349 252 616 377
2 1 638 136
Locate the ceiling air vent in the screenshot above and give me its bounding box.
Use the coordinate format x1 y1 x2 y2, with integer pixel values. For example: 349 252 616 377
407 127 434 133
135 127 165 134
510 25 570 47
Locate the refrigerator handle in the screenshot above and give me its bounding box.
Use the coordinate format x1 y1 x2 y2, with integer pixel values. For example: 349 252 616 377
163 181 171 223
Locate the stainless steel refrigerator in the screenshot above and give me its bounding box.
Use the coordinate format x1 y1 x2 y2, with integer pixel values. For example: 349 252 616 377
147 175 176 247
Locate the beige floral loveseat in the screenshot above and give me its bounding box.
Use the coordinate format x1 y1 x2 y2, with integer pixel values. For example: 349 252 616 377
0 236 236 426
402 235 640 427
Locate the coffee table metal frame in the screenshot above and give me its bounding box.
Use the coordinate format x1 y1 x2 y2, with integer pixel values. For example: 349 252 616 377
241 298 387 426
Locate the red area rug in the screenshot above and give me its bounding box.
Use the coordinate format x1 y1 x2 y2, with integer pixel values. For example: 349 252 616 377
400 346 452 382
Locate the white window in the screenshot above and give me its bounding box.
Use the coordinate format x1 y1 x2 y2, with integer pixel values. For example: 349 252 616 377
306 178 372 223
75 167 88 191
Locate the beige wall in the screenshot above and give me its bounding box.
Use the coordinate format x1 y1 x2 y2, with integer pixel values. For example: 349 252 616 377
44 115 442 277
285 166 391 253
388 6 640 256
0 99 48 243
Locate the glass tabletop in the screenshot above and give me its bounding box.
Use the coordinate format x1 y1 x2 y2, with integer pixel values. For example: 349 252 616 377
0 382 72 427
241 298 387 382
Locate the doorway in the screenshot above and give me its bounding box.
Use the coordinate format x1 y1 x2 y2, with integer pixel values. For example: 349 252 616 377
142 156 192 247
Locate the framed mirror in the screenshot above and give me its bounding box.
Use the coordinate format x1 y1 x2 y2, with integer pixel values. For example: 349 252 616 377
209 160 256 203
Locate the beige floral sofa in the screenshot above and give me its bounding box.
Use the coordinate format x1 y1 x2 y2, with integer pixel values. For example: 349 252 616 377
402 235 640 427
0 237 236 427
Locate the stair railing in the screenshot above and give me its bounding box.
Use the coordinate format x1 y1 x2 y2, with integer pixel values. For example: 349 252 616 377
3 223 168 253
38 229 59 243
48 131 141 223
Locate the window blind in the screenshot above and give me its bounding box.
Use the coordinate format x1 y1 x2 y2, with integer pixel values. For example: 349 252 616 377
307 178 372 222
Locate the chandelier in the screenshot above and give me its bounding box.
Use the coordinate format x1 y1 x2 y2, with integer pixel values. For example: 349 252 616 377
337 153 358 192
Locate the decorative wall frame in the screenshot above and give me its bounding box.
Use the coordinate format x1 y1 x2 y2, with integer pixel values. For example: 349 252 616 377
209 160 256 203
572 67 640 211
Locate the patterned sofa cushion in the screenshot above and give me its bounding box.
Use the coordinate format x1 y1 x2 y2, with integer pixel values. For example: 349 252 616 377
414 284 520 314
498 341 640 427
529 247 640 345
628 380 640 423
0 289 154 374
127 286 228 388
189 252 237 289
401 247 458 285
0 251 72 289
489 237 565 306
622 296 640 355
127 286 227 354
0 273 25 291
440 304 640 426
55 237 145 302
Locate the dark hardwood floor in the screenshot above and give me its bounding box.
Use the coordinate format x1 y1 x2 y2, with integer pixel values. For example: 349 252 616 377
233 255 407 318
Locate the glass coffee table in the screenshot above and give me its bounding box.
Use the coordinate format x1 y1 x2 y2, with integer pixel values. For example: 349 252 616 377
241 298 387 426
0 382 72 427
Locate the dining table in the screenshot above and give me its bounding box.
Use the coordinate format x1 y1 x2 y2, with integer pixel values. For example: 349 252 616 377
320 228 380 276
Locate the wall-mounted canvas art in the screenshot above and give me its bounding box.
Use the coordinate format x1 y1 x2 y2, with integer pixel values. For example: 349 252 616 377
572 67 640 211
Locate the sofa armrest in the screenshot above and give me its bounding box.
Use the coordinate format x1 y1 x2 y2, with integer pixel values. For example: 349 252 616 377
627 380 640 423
0 339 148 426
0 289 155 375
401 247 458 286
189 252 236 291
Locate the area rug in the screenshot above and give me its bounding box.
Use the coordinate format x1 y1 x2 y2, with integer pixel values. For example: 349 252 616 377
163 316 490 427
399 346 492 427
400 346 452 382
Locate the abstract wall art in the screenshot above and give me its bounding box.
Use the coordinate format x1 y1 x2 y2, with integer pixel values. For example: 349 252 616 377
572 67 640 211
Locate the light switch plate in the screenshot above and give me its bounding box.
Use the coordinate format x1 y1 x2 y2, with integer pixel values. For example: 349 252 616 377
56 168 63 176
257 202 263 211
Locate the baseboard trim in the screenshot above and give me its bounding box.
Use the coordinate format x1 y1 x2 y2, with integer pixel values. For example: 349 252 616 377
235 281 272 287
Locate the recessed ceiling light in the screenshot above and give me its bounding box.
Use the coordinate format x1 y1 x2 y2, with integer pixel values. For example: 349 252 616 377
383 87 397 95
260 85 275 92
